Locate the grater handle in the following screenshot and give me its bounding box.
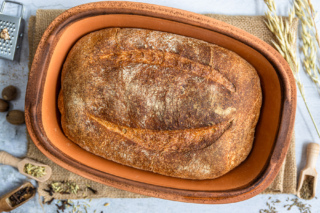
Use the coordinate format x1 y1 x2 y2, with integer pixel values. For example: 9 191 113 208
0 0 24 18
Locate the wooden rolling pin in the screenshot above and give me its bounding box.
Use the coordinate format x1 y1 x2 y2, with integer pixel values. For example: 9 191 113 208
297 143 320 200
0 182 36 212
0 151 52 182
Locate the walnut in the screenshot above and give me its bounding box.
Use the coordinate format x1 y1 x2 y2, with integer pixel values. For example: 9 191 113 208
0 28 10 40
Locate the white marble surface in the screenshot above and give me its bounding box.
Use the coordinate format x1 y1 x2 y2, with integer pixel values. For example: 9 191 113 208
0 0 320 212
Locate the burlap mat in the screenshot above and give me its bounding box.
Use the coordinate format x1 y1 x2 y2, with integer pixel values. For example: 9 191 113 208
27 10 297 201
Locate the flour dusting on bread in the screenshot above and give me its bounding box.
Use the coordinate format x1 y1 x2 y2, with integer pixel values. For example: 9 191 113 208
58 28 262 179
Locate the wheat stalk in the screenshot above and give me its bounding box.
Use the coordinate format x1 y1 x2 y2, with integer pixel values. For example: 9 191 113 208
295 0 320 88
306 0 320 47
264 0 320 138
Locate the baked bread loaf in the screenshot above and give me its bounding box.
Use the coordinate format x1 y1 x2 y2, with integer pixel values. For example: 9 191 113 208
58 28 262 179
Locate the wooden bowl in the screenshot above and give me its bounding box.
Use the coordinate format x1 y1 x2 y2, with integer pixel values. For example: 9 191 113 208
25 2 296 204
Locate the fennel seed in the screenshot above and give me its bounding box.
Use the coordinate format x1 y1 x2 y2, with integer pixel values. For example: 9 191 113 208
24 163 46 178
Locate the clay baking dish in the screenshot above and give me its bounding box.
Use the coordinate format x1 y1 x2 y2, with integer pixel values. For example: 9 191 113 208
25 2 296 204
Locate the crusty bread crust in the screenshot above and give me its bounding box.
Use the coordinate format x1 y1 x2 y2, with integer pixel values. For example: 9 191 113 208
58 28 262 179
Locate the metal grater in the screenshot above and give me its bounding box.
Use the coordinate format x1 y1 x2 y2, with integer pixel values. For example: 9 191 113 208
0 0 24 61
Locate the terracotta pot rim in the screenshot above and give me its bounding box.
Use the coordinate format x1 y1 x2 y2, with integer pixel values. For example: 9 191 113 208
25 1 296 204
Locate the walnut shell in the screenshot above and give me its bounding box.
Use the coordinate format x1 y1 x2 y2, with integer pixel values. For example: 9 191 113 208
0 99 9 112
6 110 25 125
2 85 17 101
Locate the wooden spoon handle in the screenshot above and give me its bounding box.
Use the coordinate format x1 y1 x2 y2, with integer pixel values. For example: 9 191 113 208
306 143 320 168
0 151 21 168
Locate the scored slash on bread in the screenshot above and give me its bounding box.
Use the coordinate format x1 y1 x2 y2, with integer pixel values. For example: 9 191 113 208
88 113 233 154
99 49 236 92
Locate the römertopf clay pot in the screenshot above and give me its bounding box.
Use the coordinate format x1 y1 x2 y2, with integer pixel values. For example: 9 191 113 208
25 2 296 204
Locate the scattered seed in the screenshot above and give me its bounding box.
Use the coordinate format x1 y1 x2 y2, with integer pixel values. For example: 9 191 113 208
46 198 55 205
87 186 97 194
24 163 46 178
300 175 314 200
43 188 53 196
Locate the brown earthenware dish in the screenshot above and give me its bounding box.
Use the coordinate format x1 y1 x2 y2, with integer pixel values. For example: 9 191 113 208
25 2 296 204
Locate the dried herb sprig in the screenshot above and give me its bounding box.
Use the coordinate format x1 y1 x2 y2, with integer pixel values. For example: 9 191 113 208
264 0 320 138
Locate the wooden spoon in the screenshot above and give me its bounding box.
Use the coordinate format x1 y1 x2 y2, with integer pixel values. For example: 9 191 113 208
297 143 320 200
0 151 52 182
0 182 36 212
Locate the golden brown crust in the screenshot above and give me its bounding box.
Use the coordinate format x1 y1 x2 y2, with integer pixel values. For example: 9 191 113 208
58 28 262 179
